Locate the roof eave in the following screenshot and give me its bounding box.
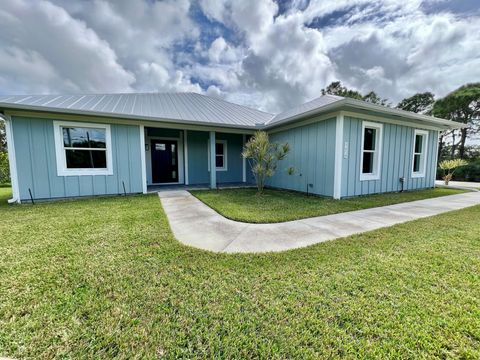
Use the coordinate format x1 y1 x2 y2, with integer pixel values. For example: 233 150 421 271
342 98 465 129
0 102 261 131
265 98 465 130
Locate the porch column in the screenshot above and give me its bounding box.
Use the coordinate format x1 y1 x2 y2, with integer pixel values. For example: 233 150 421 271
242 134 246 183
209 131 216 189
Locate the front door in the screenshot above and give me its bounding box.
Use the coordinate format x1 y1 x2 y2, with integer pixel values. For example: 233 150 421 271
151 139 178 183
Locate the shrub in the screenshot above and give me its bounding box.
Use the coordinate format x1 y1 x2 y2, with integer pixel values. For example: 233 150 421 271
0 151 10 184
438 159 480 182
438 159 468 185
242 131 289 194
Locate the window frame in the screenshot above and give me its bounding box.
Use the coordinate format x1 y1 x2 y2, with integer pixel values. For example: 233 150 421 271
359 121 383 181
411 129 429 178
53 121 113 176
207 139 228 172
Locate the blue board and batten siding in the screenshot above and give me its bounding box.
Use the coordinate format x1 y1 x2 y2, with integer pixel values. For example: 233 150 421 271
267 115 438 198
186 131 245 185
268 118 337 196
341 116 438 197
12 116 143 201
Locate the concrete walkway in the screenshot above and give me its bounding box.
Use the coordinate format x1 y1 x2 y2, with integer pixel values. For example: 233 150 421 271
435 180 480 191
159 190 480 254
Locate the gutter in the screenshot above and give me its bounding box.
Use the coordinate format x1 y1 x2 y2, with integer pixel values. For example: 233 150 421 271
265 98 466 130
0 113 20 203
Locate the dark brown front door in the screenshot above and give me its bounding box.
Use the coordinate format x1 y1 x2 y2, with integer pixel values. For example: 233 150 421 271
151 139 178 183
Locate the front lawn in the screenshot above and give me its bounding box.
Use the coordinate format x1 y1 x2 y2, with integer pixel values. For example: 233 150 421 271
1 188 479 358
191 187 466 223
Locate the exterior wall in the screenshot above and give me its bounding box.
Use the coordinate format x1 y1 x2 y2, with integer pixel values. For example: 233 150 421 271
186 130 245 184
267 117 337 196
341 116 438 197
12 116 143 201
187 131 209 184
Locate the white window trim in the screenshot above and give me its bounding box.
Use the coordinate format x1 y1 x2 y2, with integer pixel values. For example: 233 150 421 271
360 121 383 181
411 129 429 178
207 139 228 172
53 120 113 176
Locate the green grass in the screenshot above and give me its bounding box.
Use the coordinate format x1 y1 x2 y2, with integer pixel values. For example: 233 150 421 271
1 188 479 359
190 187 466 223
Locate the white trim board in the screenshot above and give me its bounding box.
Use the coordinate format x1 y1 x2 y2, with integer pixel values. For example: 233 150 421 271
207 139 228 172
139 125 147 194
184 129 189 185
53 120 113 176
4 115 20 203
359 121 383 182
341 111 442 131
333 113 344 199
411 129 429 178
242 134 246 182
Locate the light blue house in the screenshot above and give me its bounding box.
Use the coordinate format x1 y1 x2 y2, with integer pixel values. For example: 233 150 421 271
0 93 461 203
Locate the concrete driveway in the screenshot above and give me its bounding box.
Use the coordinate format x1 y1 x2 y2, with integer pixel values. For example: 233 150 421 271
159 190 480 254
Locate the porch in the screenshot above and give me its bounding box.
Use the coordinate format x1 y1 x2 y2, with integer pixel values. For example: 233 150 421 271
142 126 253 191
147 182 255 193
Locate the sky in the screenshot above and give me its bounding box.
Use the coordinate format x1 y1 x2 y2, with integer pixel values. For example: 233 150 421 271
0 0 479 114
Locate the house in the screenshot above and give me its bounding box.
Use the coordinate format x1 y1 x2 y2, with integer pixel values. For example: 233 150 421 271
0 92 462 203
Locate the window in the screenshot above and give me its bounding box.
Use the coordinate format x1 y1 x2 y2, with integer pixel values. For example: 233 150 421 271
208 140 228 171
360 121 383 181
54 121 113 176
412 129 428 177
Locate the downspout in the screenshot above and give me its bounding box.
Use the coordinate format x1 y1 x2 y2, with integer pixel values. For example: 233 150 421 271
1 113 20 203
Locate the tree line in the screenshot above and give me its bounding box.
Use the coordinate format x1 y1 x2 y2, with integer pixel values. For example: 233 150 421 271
321 81 480 161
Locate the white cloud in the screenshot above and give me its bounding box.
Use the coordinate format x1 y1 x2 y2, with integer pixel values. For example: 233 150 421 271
0 0 479 113
0 0 134 94
208 37 243 63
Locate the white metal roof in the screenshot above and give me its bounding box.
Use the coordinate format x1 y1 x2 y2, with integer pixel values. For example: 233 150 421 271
0 92 463 130
0 92 273 128
267 94 343 125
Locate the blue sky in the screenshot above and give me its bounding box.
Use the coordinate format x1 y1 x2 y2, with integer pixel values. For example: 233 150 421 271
0 0 479 113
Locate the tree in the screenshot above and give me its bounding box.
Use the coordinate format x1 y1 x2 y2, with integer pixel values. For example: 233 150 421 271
0 151 9 184
396 92 435 114
0 119 6 151
438 159 468 185
242 131 290 194
433 83 480 159
396 92 444 159
321 81 390 106
363 91 390 106
0 119 8 184
321 81 363 100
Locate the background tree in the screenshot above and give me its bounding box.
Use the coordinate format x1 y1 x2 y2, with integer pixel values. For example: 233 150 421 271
0 119 8 183
242 131 289 194
396 92 435 114
433 83 480 159
363 91 389 106
321 81 390 106
0 119 6 151
396 92 446 159
321 81 364 100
